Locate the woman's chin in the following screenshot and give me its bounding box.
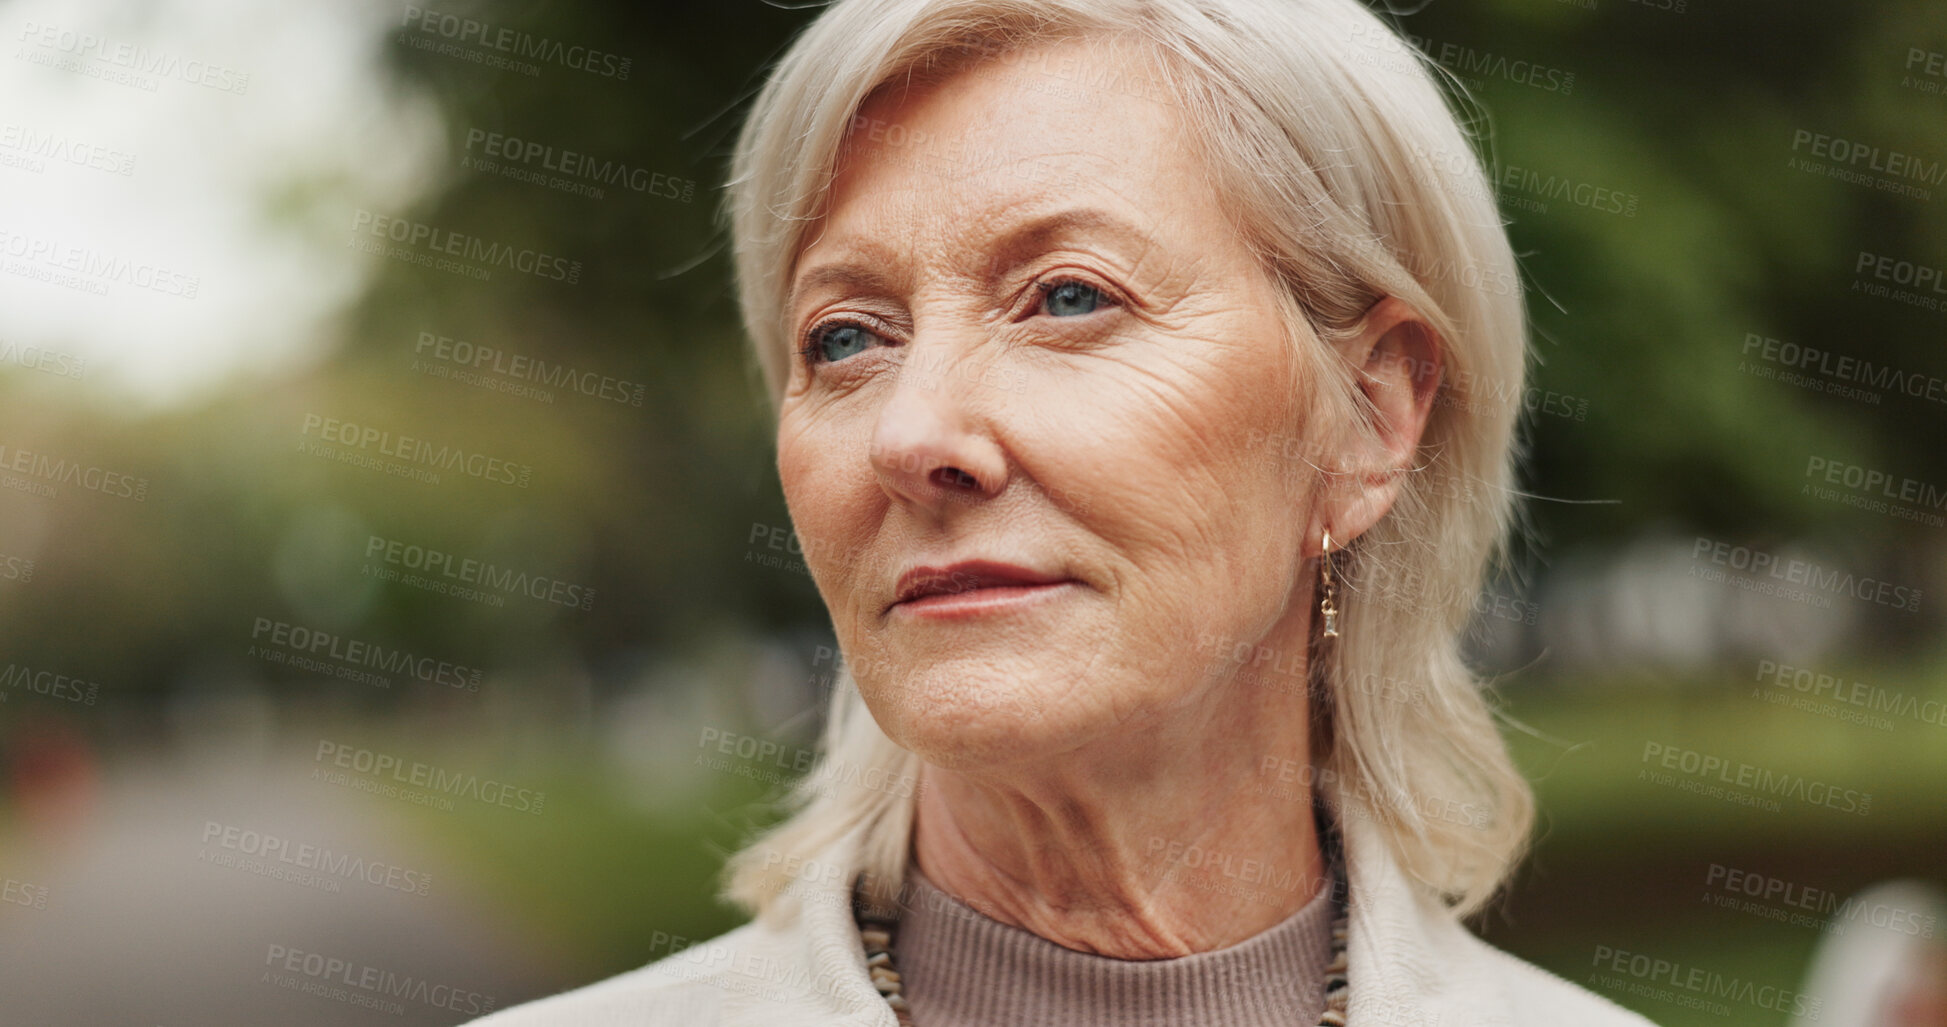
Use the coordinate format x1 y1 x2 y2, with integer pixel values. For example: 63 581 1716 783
863 669 1093 770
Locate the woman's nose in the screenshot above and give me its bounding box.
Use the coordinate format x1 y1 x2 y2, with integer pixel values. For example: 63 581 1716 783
868 361 1007 511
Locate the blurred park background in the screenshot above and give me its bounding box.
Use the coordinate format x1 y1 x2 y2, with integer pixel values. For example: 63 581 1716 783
1 0 1944 1023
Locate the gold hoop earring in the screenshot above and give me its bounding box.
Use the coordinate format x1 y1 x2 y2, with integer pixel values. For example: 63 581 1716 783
1319 529 1340 639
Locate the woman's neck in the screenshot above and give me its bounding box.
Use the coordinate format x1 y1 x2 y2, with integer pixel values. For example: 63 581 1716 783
908 678 1327 959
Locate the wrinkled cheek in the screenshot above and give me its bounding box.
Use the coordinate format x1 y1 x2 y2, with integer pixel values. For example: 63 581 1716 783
1228 400 1315 504
1274 448 1314 501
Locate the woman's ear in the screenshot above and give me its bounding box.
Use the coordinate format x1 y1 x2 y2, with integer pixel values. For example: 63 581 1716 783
1307 296 1444 555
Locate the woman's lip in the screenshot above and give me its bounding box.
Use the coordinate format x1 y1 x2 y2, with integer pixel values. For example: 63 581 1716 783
890 580 1079 619
892 561 1070 608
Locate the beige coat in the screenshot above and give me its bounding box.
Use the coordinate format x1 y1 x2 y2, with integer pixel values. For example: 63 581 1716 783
471 806 1658 1026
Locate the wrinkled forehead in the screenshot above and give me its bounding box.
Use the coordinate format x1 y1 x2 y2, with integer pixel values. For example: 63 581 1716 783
788 34 1208 289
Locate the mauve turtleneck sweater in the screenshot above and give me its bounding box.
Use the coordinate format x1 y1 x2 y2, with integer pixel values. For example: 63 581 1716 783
893 865 1335 1027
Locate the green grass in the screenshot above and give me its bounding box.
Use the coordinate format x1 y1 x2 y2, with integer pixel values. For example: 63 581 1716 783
1505 669 1947 841
1486 669 1947 1026
397 753 783 983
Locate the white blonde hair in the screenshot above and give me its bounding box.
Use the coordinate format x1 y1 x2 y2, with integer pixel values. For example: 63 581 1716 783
720 0 1534 920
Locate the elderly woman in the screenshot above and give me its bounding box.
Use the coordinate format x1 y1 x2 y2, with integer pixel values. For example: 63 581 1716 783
479 0 1655 1024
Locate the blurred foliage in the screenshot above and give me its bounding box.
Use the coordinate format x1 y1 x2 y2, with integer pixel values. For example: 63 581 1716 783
2 0 1944 702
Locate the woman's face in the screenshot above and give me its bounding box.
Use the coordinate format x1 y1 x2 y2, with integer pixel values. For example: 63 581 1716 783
777 35 1327 767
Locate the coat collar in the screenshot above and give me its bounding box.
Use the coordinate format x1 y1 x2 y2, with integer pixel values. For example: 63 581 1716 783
1336 803 1515 1027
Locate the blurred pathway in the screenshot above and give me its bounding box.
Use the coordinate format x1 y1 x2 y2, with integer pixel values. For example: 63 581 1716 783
0 742 559 1026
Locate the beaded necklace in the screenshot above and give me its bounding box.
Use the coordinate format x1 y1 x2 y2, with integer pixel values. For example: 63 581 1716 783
852 841 1351 1026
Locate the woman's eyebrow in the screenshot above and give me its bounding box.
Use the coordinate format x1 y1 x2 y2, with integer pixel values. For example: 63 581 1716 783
985 207 1159 267
789 260 901 316
790 207 1159 312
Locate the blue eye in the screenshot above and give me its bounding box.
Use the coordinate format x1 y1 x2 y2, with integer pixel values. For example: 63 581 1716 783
1041 279 1106 317
803 322 878 364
